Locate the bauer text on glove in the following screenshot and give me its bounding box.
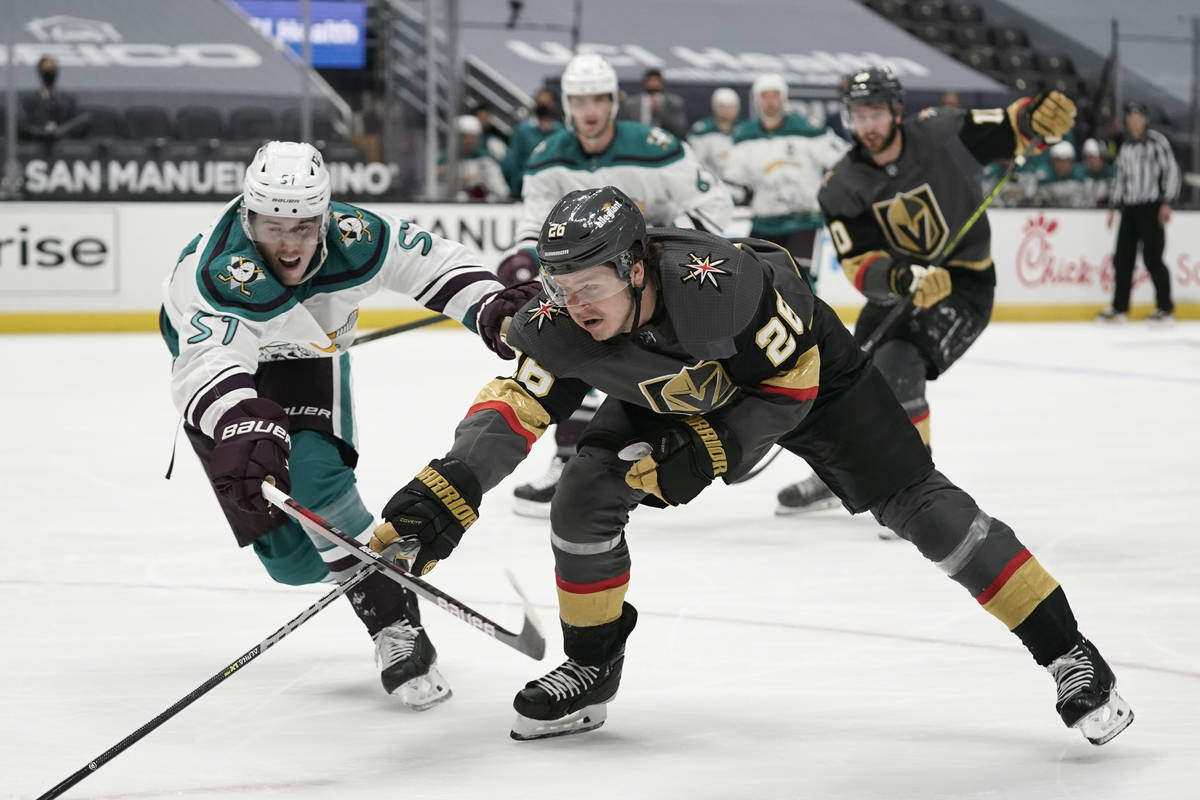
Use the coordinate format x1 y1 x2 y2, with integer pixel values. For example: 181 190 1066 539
372 457 482 576
211 397 291 514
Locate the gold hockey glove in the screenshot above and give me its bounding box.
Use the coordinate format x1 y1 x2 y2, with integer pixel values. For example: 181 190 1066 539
890 264 952 309
622 415 739 506
1020 90 1076 143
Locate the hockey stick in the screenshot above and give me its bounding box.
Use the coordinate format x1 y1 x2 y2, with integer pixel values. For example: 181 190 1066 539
36 566 373 800
261 481 546 661
729 445 784 485
351 313 450 347
859 135 1044 356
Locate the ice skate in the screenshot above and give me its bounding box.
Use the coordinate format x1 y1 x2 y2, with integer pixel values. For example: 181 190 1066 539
1095 308 1127 323
374 620 452 711
512 455 566 519
1047 637 1133 745
510 655 625 740
775 474 840 515
1144 309 1174 323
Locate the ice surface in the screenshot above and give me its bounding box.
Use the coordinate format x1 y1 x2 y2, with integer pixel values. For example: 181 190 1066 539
2 322 1197 799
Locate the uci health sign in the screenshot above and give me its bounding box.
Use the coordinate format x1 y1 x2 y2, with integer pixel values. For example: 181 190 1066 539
235 1 367 68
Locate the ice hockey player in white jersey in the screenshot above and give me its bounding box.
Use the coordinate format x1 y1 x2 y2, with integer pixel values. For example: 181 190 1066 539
499 53 735 517
723 73 850 285
159 141 537 710
687 87 742 182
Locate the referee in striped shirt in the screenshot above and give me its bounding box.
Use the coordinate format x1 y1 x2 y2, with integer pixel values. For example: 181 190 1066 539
1100 101 1182 321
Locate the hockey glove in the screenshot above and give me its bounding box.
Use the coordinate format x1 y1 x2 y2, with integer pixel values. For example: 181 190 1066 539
1019 90 1076 143
890 264 952 309
372 457 482 576
476 280 540 359
210 397 291 513
496 248 539 287
621 416 740 507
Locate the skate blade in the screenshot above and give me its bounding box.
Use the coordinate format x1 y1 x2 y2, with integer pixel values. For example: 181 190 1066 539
1076 690 1134 745
512 498 552 519
774 497 841 516
391 664 453 712
510 704 607 741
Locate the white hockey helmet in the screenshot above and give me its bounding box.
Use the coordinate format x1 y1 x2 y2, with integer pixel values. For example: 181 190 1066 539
751 73 788 116
1082 138 1103 158
711 87 741 112
240 141 332 281
457 114 483 137
1049 140 1076 160
560 53 620 126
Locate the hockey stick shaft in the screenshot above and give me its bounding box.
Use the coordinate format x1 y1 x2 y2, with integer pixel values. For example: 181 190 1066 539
261 481 546 660
351 313 450 347
859 135 1043 355
36 567 373 800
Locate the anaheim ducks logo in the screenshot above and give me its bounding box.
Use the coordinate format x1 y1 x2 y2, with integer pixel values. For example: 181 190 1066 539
526 300 564 331
333 209 372 246
218 256 263 296
871 183 949 258
680 251 729 289
639 360 738 414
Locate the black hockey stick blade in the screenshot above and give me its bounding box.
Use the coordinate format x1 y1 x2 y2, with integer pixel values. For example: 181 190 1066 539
351 313 450 347
36 566 372 800
262 481 546 661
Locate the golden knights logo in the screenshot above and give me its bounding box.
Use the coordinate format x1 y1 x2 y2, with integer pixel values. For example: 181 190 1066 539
680 252 729 289
218 256 263 296
526 300 564 331
333 209 372 246
871 183 949 258
639 360 738 414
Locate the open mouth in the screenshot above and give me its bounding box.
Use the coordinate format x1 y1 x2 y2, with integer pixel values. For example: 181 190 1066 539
581 316 603 331
279 255 303 270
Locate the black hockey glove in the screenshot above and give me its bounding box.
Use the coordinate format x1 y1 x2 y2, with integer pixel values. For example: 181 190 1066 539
476 280 540 359
210 397 291 514
1017 90 1076 142
621 416 740 507
372 457 482 576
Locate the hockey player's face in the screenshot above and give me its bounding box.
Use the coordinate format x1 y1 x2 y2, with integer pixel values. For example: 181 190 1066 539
756 90 784 120
555 263 639 340
848 103 899 154
251 214 322 286
568 94 614 140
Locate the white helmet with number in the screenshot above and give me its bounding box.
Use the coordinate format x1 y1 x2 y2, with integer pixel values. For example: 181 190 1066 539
560 53 620 127
240 141 332 281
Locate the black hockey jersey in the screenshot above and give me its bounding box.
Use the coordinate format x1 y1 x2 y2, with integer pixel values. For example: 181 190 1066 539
820 105 1032 302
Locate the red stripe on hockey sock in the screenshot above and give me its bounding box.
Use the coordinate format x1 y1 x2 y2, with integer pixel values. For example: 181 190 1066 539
556 570 630 594
974 548 1032 605
467 400 536 452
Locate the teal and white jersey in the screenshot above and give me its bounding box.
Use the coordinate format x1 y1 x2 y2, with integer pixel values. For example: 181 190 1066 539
687 116 736 179
724 114 849 235
1034 164 1089 208
515 120 733 247
161 197 503 439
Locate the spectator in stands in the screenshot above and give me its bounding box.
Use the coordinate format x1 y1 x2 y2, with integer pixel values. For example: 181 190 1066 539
503 88 563 197
18 56 83 148
1034 140 1087 208
1080 138 1115 208
468 100 509 162
939 90 962 109
1099 101 1182 322
618 68 688 140
442 115 509 202
687 87 741 180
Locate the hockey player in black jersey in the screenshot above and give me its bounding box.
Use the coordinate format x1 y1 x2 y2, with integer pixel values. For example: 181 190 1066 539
370 186 1132 745
776 67 1077 515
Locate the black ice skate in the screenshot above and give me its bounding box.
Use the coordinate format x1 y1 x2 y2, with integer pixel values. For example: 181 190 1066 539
1047 637 1133 745
512 455 566 519
374 620 452 711
510 653 626 740
1095 307 1127 323
775 474 840 516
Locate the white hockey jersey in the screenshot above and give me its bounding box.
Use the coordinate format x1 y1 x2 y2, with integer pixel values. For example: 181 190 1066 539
161 198 502 442
514 120 733 248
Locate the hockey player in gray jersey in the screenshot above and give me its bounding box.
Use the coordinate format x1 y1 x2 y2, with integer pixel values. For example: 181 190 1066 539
776 67 1077 514
159 141 536 710
370 185 1132 746
499 52 734 517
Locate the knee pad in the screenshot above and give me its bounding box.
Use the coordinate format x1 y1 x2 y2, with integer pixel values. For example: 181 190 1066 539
872 340 926 410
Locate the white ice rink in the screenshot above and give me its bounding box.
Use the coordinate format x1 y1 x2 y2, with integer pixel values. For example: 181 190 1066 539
2 321 1198 800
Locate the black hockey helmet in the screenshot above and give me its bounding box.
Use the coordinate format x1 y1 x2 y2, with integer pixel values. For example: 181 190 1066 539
536 186 648 306
843 66 904 112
